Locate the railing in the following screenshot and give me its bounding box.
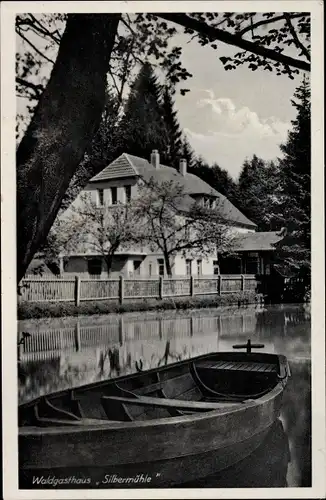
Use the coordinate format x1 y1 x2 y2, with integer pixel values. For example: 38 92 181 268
19 274 259 305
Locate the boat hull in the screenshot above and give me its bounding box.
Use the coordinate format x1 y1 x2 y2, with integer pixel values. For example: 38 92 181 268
19 351 289 488
19 423 274 488
19 390 284 488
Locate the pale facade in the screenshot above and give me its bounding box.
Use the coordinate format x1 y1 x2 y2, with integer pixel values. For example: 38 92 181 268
59 151 277 278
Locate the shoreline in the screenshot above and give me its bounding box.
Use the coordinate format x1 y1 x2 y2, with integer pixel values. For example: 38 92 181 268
18 291 259 320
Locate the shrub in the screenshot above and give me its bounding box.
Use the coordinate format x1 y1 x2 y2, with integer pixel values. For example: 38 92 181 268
18 291 256 320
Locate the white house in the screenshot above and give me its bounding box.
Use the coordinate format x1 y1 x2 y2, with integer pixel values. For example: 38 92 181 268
58 150 280 278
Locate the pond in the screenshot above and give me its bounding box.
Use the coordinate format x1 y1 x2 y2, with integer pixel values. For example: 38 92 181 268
18 303 311 488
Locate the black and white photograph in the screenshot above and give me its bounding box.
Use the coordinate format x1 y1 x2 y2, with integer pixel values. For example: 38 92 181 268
1 1 325 498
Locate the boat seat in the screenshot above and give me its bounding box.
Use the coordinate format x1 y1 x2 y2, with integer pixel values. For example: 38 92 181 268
195 360 277 373
102 395 242 413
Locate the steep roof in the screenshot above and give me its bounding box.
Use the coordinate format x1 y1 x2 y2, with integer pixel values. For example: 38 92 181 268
233 231 283 251
89 153 256 228
25 258 54 276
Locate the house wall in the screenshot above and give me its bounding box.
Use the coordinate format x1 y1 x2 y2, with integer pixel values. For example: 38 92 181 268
85 177 139 205
64 256 88 274
63 255 130 277
59 166 261 278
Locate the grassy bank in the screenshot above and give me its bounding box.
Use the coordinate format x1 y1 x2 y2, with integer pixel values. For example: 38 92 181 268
18 291 257 319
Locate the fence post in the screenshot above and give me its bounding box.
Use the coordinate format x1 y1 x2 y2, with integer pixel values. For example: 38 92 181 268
75 276 81 306
190 276 195 297
218 275 223 295
119 276 124 304
241 274 245 292
159 276 164 300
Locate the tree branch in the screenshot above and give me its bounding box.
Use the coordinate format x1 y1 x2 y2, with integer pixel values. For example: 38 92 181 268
16 29 55 64
29 14 62 44
157 13 310 72
16 77 44 98
284 13 310 61
238 13 303 37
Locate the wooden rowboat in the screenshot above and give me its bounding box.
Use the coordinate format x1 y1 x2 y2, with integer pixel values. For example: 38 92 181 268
19 340 290 488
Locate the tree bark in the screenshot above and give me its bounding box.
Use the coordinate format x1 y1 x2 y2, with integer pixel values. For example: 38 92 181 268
163 249 173 277
17 14 120 283
105 254 114 277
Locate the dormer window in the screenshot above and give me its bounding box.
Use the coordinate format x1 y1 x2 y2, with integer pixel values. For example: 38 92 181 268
203 197 210 208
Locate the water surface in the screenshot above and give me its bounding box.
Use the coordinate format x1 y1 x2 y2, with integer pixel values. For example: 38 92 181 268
18 303 311 488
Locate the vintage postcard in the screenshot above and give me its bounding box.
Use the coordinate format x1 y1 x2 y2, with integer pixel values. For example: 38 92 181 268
1 1 325 499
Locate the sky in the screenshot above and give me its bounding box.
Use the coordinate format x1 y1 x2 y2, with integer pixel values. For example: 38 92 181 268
172 32 302 178
16 13 305 180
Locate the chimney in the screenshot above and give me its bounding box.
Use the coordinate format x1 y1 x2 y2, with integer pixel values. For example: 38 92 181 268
150 150 160 169
179 158 187 176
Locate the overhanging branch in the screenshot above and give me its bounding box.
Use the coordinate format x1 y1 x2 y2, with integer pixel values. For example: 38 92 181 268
16 77 44 98
284 13 310 61
156 12 310 72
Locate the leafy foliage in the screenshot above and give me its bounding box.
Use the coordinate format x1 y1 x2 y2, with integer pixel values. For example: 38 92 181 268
51 194 143 276
165 12 310 78
16 12 311 137
136 178 234 276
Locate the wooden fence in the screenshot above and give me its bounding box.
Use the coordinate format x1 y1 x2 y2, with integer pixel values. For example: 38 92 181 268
19 274 258 304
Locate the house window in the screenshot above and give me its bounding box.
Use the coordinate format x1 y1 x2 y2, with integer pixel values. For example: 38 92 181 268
97 189 104 206
149 263 153 276
88 258 102 277
158 259 164 276
213 260 219 275
210 199 215 209
133 260 142 276
220 256 242 274
111 187 117 205
186 259 192 276
124 185 131 203
203 197 210 208
246 257 259 275
184 224 190 239
197 259 202 276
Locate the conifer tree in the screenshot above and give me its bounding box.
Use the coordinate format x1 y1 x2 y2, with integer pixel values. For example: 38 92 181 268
180 136 196 171
271 76 311 293
236 155 279 230
118 62 168 160
61 87 121 210
161 86 183 168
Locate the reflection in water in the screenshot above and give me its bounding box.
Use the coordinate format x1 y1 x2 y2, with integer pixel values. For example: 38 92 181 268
18 304 311 487
180 419 290 488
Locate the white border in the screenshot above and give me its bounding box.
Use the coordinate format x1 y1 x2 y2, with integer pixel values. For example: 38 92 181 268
1 1 325 499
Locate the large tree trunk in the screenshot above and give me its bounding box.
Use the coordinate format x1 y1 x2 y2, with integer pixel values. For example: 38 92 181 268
163 249 173 277
17 14 120 283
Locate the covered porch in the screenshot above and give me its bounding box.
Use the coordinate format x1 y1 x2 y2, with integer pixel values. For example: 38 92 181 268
219 231 283 276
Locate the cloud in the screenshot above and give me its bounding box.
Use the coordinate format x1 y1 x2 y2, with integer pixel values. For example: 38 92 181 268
177 89 290 178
